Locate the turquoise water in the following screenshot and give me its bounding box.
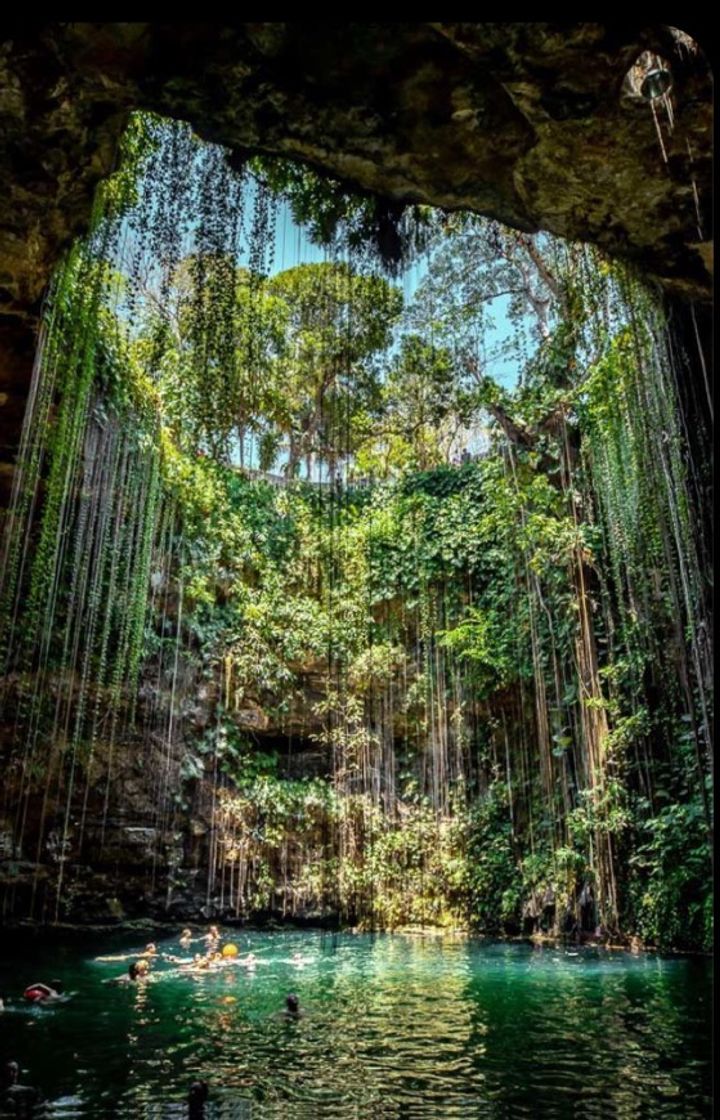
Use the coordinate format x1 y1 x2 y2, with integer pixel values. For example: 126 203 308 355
0 930 712 1118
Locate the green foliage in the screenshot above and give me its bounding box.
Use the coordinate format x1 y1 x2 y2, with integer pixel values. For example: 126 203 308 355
1 111 711 948
438 609 516 698
628 797 712 951
215 777 522 931
458 785 522 931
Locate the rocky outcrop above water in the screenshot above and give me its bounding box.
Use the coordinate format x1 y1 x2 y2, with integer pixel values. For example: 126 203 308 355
0 663 333 925
0 22 712 325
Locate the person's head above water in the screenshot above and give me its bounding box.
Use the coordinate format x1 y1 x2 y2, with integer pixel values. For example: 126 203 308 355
188 1079 208 1102
2 1060 19 1087
188 1078 209 1117
285 993 300 1015
144 943 157 955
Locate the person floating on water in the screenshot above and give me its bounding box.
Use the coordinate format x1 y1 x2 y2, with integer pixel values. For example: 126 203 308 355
161 936 196 965
161 951 193 965
107 958 150 985
179 954 211 974
107 959 151 985
22 980 65 1005
180 948 235 973
95 942 159 963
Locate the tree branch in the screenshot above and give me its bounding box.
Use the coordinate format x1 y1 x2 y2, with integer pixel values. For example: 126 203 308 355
518 234 561 301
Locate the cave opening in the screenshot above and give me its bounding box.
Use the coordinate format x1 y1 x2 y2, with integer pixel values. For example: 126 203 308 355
0 25 713 1113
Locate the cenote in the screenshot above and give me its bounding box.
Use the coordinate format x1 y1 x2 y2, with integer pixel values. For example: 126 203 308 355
0 22 713 1119
0 930 712 1117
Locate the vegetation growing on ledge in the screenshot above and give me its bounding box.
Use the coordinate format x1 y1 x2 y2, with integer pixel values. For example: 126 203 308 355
0 114 712 950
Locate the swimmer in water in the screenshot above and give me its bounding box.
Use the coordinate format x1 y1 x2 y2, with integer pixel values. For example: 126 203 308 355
281 992 304 1019
1 1059 43 1113
179 953 210 974
204 925 221 947
188 1078 209 1119
162 951 193 964
179 928 193 949
104 959 150 985
240 952 257 969
95 942 157 963
23 980 65 1005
